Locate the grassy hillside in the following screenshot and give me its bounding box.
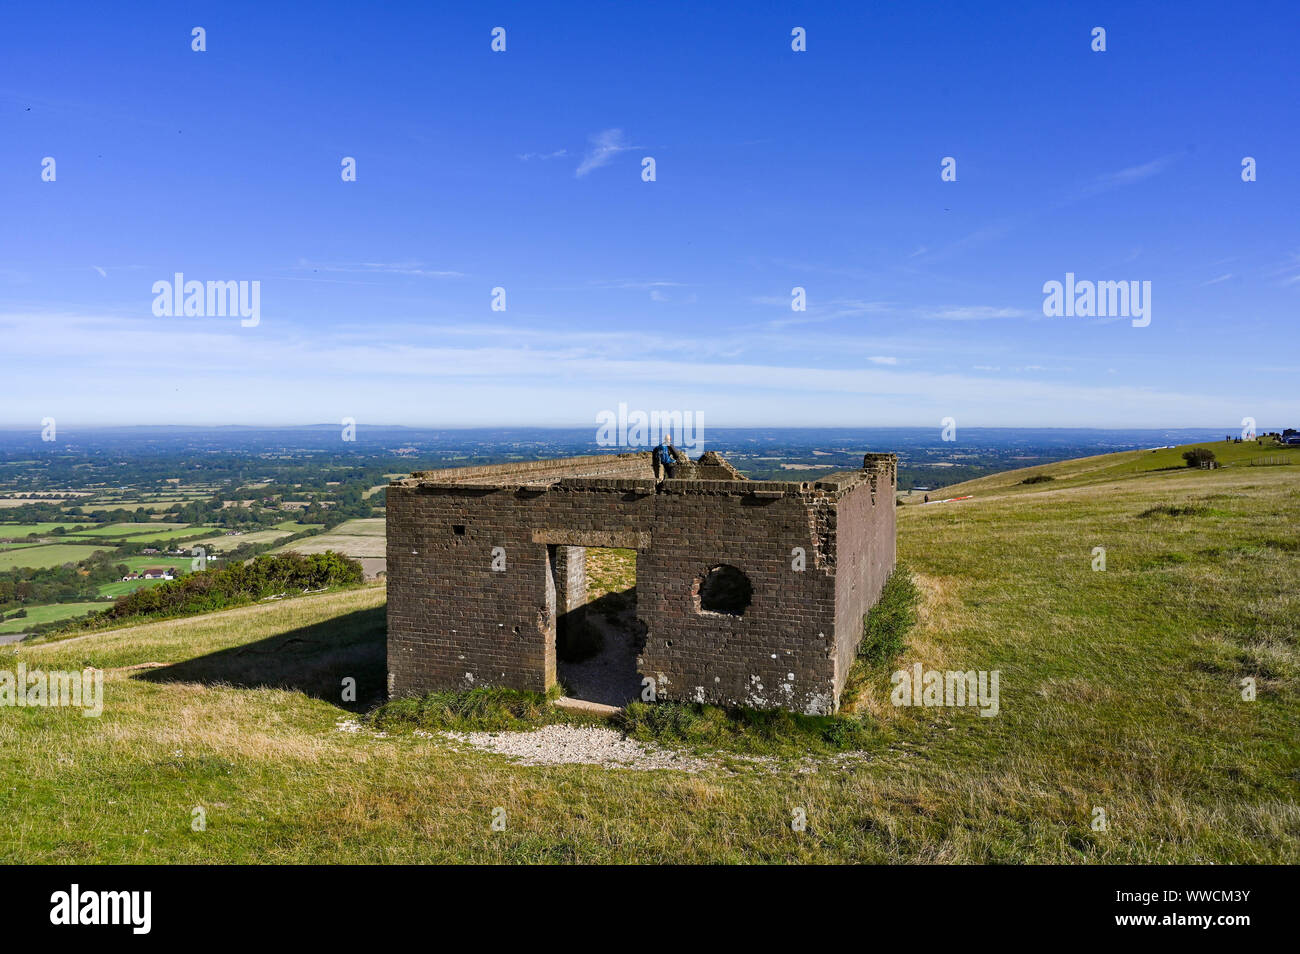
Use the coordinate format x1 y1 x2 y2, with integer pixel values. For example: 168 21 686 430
916 436 1299 503
1 447 1296 863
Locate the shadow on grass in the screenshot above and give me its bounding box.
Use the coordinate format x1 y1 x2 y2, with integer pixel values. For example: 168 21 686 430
136 606 386 712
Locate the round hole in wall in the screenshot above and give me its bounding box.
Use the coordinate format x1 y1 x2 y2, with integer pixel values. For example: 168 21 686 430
696 564 753 617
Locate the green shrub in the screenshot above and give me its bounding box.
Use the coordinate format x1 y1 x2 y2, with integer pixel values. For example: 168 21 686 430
1020 474 1055 484
60 550 364 633
858 563 920 664
1182 447 1216 468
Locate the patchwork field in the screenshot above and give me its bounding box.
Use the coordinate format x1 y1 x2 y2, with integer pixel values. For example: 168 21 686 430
118 556 194 574
112 527 220 545
0 601 108 634
186 529 297 550
0 522 90 538
69 522 193 538
270 518 385 559
0 544 112 571
2 447 1295 863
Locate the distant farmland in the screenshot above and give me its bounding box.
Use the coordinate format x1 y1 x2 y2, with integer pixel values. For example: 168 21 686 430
0 600 107 634
0 544 111 571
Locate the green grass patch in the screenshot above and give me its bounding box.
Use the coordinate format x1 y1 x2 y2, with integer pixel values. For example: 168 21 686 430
373 685 575 732
1 448 1297 863
69 522 191 538
857 563 920 664
0 522 87 537
0 544 113 571
96 578 170 598
0 601 108 633
120 556 193 573
617 700 875 756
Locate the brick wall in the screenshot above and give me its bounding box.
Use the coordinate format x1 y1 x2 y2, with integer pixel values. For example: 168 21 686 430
386 453 896 714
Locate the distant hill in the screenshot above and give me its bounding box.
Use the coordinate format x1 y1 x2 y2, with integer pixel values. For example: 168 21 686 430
919 437 1299 502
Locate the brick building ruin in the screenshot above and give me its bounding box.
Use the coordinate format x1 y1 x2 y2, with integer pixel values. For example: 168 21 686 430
386 449 897 715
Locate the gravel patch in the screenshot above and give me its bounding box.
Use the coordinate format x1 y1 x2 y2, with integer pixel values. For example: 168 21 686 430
441 724 715 772
338 715 874 775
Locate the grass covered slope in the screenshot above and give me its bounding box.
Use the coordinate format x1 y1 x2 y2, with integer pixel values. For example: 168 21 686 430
1 448 1296 863
920 436 1299 503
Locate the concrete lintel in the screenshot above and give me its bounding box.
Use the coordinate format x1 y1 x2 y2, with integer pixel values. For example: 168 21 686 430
532 528 651 549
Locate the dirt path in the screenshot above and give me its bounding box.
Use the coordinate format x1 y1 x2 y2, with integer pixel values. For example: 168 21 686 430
557 612 643 707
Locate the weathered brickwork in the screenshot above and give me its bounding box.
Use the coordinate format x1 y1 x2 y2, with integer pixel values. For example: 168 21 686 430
386 450 896 714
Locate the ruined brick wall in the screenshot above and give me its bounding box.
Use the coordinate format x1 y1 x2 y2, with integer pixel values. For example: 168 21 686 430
386 482 656 696
829 459 898 699
386 453 897 715
637 485 838 714
554 545 587 618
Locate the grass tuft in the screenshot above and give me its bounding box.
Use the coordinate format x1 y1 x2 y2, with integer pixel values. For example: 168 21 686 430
617 700 875 756
1138 503 1213 518
372 685 572 733
858 563 920 664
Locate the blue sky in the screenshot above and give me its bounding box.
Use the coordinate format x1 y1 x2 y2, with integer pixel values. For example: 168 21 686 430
2 1 1297 429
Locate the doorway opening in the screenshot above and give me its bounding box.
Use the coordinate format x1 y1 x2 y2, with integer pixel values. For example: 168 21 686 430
550 545 643 707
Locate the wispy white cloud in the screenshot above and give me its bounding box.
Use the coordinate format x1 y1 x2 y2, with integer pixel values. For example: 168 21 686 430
291 260 465 279
1200 273 1233 286
590 279 685 290
1084 155 1176 193
922 306 1029 320
766 299 893 329
1268 251 1300 286
576 128 636 177
517 149 567 161
0 309 1290 427
920 155 1181 264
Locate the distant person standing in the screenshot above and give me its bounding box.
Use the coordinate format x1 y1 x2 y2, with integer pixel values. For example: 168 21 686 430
924 494 929 504
655 433 675 476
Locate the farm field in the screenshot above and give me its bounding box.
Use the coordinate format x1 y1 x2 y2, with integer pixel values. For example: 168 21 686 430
118 556 193 574
187 529 297 550
3 446 1295 863
111 526 218 544
274 520 323 532
0 544 112 571
97 578 170 598
0 601 108 634
67 522 191 538
270 518 385 558
0 522 91 538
